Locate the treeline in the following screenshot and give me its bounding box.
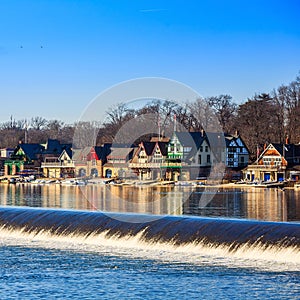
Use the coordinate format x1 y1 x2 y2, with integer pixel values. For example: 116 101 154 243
0 117 74 147
1 73 299 160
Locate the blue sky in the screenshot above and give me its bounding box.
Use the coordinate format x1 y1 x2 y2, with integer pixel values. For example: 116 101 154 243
1 0 300 123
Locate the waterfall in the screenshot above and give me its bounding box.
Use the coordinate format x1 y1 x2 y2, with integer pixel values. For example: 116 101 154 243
0 207 299 264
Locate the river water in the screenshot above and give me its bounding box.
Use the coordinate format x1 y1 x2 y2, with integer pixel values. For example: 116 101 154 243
1 184 300 222
0 184 299 299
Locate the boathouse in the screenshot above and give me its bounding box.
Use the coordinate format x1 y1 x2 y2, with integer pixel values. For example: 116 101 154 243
243 143 300 182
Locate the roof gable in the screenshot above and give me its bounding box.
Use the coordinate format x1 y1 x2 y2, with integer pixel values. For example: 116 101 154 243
228 140 237 147
157 142 168 156
59 149 72 161
108 147 134 159
235 137 244 147
142 142 156 156
206 132 227 149
174 131 205 149
95 144 112 162
42 139 72 155
18 144 44 160
71 147 97 161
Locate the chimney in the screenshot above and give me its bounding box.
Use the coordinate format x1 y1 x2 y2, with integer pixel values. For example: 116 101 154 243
201 129 204 137
235 130 239 137
264 143 267 150
285 135 289 145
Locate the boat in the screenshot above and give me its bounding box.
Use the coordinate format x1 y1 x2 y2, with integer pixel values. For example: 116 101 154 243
0 177 9 183
61 179 78 186
31 179 46 184
294 183 300 189
9 177 19 184
174 181 197 187
60 179 87 186
45 179 57 184
253 181 285 188
75 179 87 186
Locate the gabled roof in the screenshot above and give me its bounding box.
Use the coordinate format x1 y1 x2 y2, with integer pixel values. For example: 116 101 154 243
71 146 97 160
157 142 168 156
173 131 205 149
225 134 249 153
142 142 156 156
131 142 153 161
17 143 44 160
205 132 249 154
261 143 300 166
255 143 300 167
171 132 207 162
13 139 72 161
44 139 61 152
71 147 94 160
132 141 168 160
64 147 72 159
43 139 72 155
226 138 238 147
108 147 134 159
59 149 72 161
205 132 226 149
95 144 111 162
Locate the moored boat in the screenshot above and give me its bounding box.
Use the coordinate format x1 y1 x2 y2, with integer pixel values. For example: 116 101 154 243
253 181 285 188
294 183 300 189
61 179 78 185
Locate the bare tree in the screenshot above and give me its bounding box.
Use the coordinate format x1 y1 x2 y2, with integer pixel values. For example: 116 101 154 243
187 98 216 132
284 76 300 142
30 116 47 130
234 93 279 158
102 103 135 142
207 94 237 133
45 120 64 140
73 121 100 148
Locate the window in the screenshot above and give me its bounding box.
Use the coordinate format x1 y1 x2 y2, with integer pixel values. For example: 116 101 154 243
241 156 245 163
205 146 208 152
184 147 192 152
200 146 203 152
207 154 211 164
153 158 163 163
198 155 201 165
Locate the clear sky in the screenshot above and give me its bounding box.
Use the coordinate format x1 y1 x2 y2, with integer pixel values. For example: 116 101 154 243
1 0 300 124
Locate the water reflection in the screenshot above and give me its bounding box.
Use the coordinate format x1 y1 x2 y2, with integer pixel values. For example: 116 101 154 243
0 184 299 222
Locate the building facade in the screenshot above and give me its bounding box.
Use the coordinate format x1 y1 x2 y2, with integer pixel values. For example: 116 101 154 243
129 141 168 180
243 143 300 182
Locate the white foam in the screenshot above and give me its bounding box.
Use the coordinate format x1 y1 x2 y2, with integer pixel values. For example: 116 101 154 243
0 226 299 272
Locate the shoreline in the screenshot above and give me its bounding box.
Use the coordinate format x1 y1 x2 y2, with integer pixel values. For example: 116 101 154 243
0 176 297 190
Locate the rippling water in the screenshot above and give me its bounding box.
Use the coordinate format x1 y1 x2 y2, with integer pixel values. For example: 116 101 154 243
0 245 299 300
0 184 300 221
0 184 299 299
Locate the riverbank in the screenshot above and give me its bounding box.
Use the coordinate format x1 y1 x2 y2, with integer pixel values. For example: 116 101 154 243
0 175 298 190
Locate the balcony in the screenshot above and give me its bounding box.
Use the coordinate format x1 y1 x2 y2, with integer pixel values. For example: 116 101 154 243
129 162 164 169
129 162 183 169
246 164 286 171
41 161 75 168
